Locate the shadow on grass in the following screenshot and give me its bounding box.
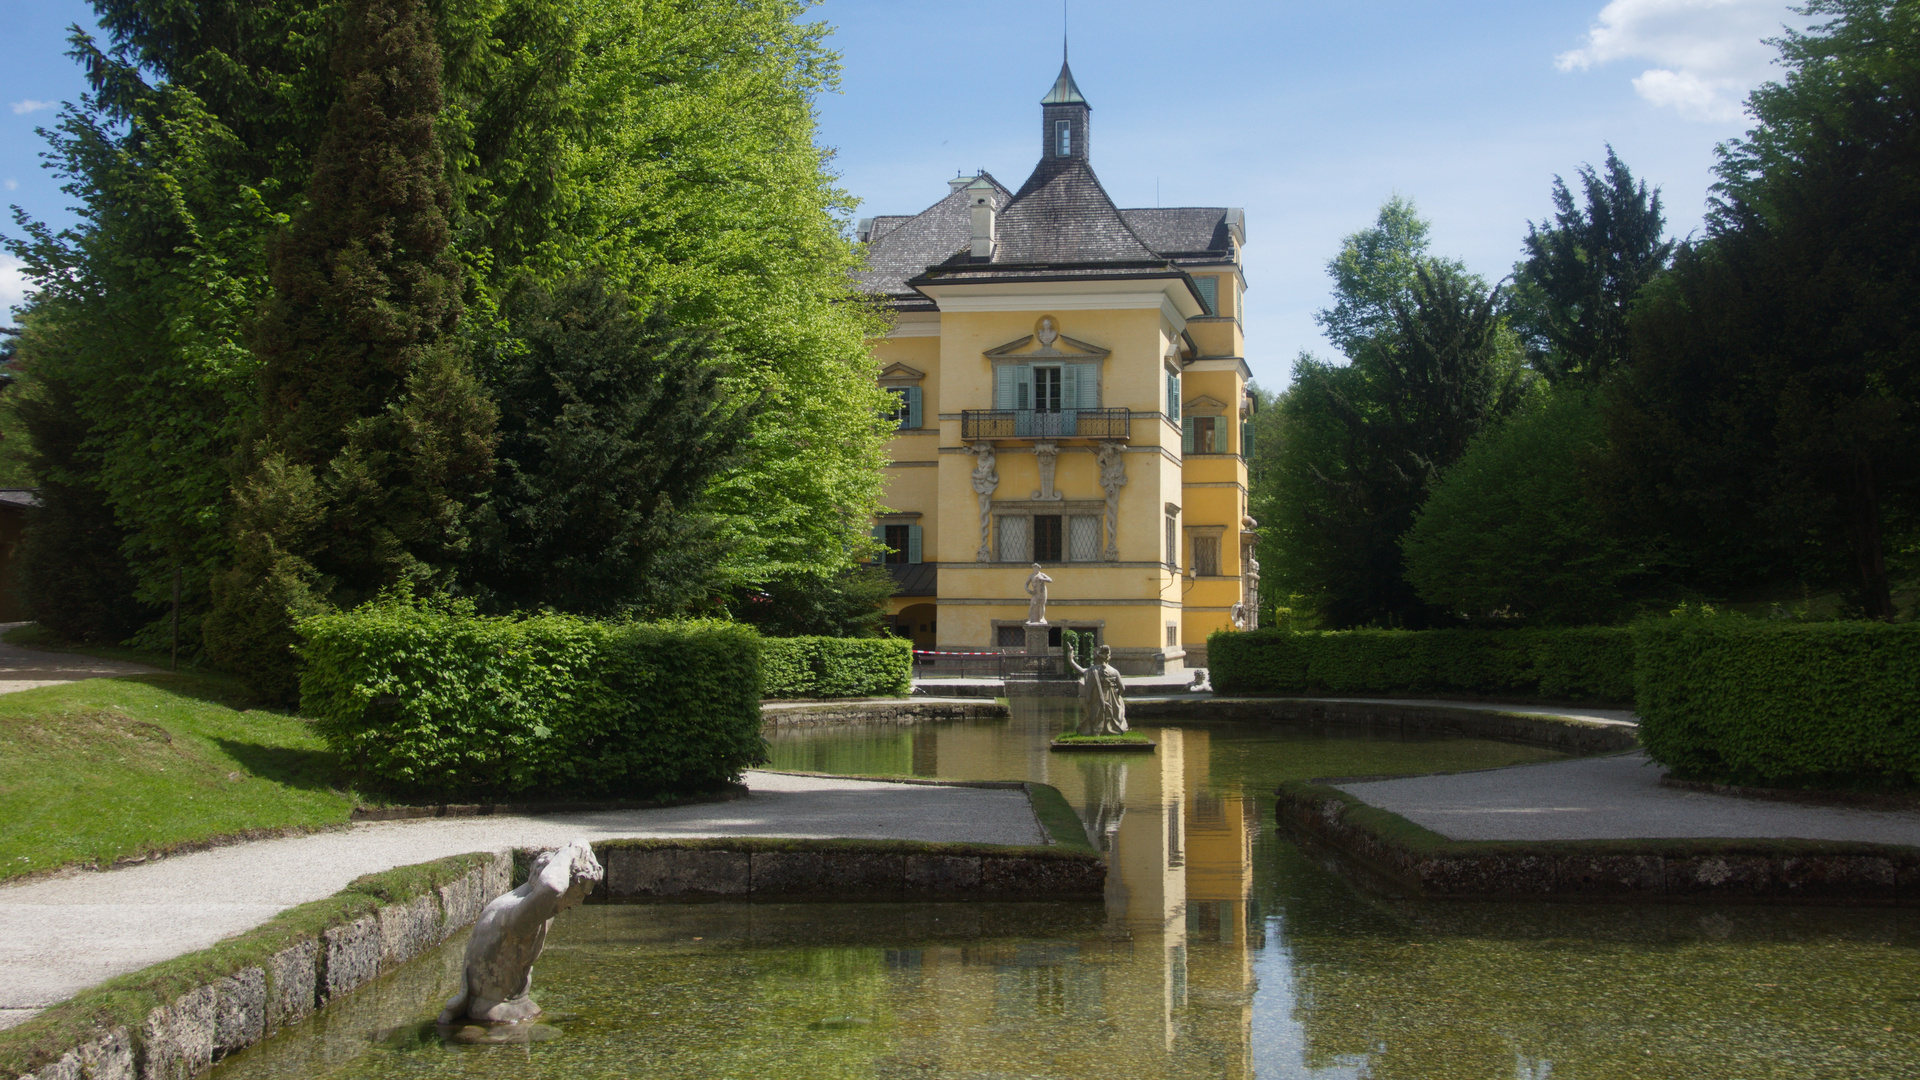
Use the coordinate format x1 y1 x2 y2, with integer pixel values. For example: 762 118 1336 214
212 736 347 793
112 671 264 711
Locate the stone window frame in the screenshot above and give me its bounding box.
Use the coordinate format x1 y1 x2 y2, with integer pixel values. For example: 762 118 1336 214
992 619 1104 650
992 500 1106 564
1163 501 1181 569
1186 524 1226 577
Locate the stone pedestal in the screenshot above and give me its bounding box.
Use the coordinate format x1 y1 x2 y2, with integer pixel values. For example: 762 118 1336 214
1005 623 1073 698
1023 623 1050 656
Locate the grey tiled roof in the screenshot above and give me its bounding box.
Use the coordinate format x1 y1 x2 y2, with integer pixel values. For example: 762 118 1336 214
986 158 1159 264
857 174 1012 297
1120 208 1233 257
886 562 938 597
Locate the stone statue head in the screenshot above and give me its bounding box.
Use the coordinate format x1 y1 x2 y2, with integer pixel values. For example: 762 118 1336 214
529 840 604 905
1094 645 1112 664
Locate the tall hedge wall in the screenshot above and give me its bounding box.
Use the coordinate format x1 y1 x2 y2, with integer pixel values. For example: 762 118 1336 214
298 603 765 800
1207 627 1635 704
761 636 912 699
1633 620 1920 788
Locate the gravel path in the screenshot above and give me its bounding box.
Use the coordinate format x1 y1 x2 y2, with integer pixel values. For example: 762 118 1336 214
0 770 1043 1030
1337 751 1920 844
0 625 162 695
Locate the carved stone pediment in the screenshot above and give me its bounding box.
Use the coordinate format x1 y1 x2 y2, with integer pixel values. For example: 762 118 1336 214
878 362 926 385
1183 394 1230 415
983 317 1110 361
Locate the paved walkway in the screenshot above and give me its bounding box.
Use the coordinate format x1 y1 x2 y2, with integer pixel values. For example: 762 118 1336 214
0 771 1043 1031
1338 751 1920 844
0 625 161 695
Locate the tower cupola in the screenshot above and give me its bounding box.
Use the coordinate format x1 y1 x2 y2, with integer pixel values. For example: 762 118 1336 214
1040 58 1089 165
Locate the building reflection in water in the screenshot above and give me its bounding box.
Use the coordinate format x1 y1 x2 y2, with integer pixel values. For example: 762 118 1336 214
802 700 1261 1077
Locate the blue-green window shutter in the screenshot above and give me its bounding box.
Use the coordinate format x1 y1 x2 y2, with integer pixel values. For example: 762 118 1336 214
1078 363 1101 409
1060 363 1078 410
1242 419 1254 458
905 386 922 429
1167 372 1180 420
1195 276 1217 314
870 523 885 560
907 524 923 564
994 365 1015 410
1015 365 1033 410
1182 417 1196 454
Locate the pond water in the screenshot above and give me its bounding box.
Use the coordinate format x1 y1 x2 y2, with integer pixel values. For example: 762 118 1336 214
212 702 1920 1079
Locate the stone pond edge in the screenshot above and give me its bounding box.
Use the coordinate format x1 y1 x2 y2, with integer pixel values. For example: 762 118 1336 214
1275 779 1920 906
1 833 1103 1080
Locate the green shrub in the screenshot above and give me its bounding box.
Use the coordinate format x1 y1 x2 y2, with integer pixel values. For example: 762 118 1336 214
1208 626 1635 703
298 600 764 799
760 636 911 699
1633 619 1920 788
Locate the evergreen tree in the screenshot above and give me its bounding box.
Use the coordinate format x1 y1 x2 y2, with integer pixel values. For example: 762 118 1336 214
1610 0 1920 619
1510 148 1674 385
205 0 496 697
467 272 756 615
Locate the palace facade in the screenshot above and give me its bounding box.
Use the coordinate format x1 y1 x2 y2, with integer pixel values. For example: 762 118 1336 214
858 59 1257 674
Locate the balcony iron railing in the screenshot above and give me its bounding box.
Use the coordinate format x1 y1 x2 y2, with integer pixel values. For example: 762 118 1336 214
959 407 1132 441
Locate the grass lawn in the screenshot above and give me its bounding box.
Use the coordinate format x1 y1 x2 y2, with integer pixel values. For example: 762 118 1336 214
0 668 356 883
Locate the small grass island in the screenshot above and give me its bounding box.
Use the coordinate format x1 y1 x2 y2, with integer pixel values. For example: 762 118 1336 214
1049 732 1157 753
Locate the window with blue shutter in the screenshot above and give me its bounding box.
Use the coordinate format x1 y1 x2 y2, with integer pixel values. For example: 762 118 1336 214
1167 371 1180 421
1077 363 1101 409
870 524 886 563
994 365 1016 410
1194 276 1217 314
907 524 923 564
904 386 922 429
1182 417 1196 454
1015 365 1033 410
1242 419 1254 458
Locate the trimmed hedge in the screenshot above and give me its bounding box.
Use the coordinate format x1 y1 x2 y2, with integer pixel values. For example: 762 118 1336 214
298 602 765 799
1634 620 1920 788
761 636 911 699
1207 627 1635 704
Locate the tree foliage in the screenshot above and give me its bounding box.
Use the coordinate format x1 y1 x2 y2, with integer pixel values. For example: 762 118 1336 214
205 0 497 698
467 272 756 615
1608 0 1920 619
1511 147 1674 384
1403 390 1646 624
7 0 893 673
1269 202 1529 628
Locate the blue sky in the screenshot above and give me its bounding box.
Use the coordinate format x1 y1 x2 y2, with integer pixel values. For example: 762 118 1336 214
3 0 1804 389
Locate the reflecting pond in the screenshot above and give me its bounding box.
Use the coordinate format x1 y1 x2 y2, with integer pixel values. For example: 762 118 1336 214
212 701 1920 1079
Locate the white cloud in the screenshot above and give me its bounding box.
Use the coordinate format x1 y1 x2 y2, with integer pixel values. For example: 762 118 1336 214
2 180 15 192
9 100 55 116
1557 0 1801 122
0 255 29 323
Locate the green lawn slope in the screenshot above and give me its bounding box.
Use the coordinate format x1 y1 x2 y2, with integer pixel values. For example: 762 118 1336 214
0 667 355 882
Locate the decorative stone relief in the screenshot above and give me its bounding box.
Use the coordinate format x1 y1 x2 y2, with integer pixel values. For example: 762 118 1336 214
1096 442 1127 561
970 442 999 562
1031 441 1063 501
438 840 603 1026
1242 515 1261 630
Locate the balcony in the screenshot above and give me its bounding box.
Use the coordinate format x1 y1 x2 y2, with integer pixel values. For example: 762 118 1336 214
959 408 1132 441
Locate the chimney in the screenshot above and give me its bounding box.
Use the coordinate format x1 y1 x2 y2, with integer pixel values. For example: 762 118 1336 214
966 176 996 260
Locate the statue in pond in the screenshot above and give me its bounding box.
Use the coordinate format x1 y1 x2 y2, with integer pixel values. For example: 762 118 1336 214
439 839 604 1025
1066 644 1128 736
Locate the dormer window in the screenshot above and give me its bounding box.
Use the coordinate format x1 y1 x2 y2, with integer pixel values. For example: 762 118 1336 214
1055 120 1071 157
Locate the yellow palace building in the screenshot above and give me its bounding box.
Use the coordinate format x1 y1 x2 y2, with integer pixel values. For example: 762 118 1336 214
858 58 1258 675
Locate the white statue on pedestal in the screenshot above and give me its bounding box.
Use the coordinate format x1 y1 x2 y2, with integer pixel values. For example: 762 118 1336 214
439 840 604 1025
1025 563 1052 626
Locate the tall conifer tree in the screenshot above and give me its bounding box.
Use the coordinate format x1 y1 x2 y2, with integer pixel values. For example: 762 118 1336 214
206 0 496 697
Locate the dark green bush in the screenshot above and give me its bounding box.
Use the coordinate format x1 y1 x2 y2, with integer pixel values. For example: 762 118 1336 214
1208 626 1635 703
760 636 911 699
298 601 765 799
1633 619 1920 788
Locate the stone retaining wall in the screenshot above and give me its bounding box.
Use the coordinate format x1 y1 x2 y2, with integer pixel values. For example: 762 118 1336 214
590 840 1105 902
761 700 1009 728
10 854 511 1080
1276 783 1920 905
1133 697 1639 755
